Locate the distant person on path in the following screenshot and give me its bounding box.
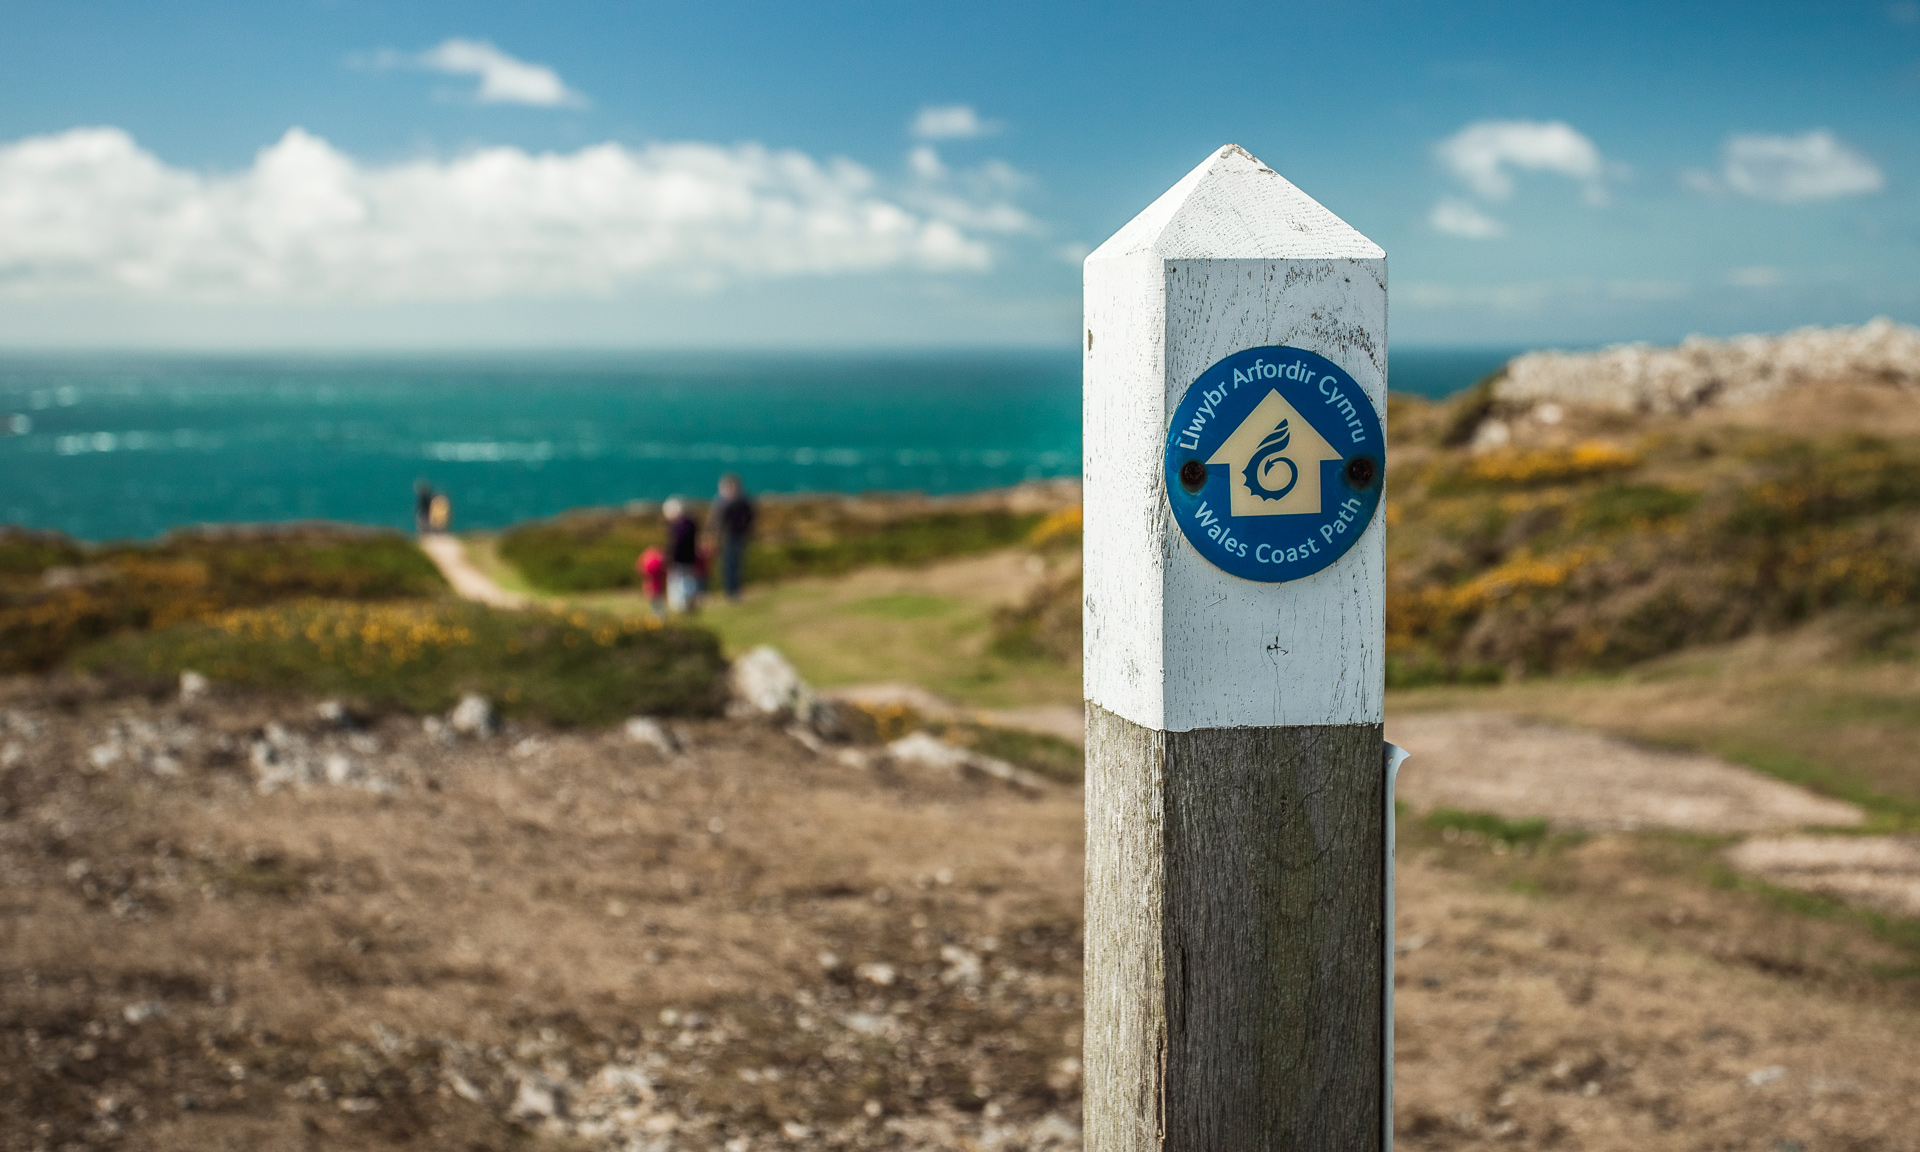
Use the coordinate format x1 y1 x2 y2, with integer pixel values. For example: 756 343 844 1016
428 492 452 534
663 497 702 613
708 473 756 601
637 546 667 616
414 481 435 534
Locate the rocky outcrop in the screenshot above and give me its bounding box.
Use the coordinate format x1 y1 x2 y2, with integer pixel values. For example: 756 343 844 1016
1492 317 1920 415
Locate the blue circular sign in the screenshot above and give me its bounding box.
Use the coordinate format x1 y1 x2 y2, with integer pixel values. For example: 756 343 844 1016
1164 345 1384 583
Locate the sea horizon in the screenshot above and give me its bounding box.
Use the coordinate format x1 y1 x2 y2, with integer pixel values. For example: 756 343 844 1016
2 346 1521 542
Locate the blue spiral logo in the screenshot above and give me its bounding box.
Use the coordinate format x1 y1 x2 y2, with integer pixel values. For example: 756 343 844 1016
1243 420 1299 500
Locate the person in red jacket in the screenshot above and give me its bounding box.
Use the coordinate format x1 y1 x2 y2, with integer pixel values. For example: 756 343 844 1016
636 546 667 616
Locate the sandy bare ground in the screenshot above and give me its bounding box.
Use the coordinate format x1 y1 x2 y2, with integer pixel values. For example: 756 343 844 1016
6 679 1920 1149
1387 711 1864 833
1392 846 1920 1151
418 535 528 609
0 678 1083 1151
1725 835 1920 918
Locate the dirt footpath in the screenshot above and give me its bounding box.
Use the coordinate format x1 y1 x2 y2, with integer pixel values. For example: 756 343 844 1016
418 535 528 609
5 680 1920 1150
1388 711 1863 833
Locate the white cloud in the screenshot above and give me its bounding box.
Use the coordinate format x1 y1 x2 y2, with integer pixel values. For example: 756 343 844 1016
418 38 587 107
1428 198 1506 239
1435 119 1608 202
901 148 1037 236
354 38 590 108
912 105 999 141
1710 131 1884 203
0 126 1041 301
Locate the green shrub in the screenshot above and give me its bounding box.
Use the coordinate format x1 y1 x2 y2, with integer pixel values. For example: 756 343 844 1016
746 510 1043 582
989 571 1081 663
1384 652 1502 689
499 500 1049 593
1725 439 1920 535
498 518 653 592
72 600 727 725
107 526 446 602
0 525 445 674
0 528 85 581
1571 483 1700 533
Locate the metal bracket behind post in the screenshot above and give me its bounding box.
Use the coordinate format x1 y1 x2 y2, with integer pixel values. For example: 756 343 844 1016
1383 741 1410 1152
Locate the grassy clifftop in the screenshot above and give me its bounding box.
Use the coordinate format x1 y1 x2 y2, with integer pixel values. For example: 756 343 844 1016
0 525 446 673
0 525 731 724
1384 385 1920 683
978 381 1920 688
498 484 1077 593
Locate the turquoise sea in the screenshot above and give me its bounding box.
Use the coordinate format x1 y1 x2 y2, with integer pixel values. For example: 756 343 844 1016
0 348 1513 541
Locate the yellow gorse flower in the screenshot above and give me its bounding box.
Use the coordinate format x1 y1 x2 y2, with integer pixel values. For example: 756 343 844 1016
214 601 477 667
1468 441 1641 485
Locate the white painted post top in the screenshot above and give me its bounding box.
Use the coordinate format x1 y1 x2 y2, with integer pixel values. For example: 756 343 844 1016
1088 144 1384 264
1083 144 1387 732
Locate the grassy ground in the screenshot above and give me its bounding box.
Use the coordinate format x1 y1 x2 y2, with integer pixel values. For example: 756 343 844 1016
463 502 1086 712
574 550 1082 710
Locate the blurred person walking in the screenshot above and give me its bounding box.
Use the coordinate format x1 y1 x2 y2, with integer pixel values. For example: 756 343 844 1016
663 498 702 613
708 473 757 601
637 545 668 616
414 480 435 534
428 492 452 534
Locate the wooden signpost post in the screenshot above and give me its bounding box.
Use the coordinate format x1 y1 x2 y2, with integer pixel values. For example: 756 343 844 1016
1083 144 1392 1150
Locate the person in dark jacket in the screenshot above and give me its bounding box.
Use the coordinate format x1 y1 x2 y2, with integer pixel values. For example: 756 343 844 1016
662 497 701 613
707 473 756 601
414 480 435 534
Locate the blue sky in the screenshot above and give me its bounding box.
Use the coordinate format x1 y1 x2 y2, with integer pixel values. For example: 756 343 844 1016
0 0 1914 350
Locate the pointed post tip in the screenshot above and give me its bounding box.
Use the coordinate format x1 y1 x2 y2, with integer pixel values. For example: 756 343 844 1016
1215 143 1271 171
1089 142 1379 262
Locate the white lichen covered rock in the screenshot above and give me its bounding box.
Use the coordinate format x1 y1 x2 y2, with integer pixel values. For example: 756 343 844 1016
623 716 678 756
250 722 388 794
178 670 210 703
1494 317 1920 415
886 731 1047 793
728 646 818 720
447 693 494 737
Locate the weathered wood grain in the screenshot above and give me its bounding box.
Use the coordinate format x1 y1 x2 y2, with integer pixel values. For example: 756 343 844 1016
1086 703 1386 1151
